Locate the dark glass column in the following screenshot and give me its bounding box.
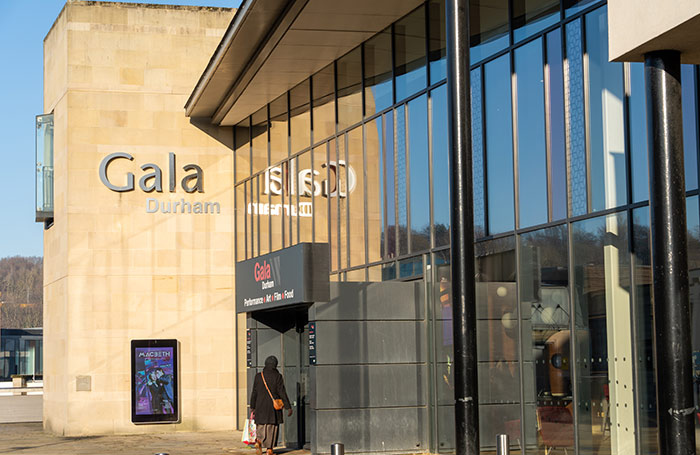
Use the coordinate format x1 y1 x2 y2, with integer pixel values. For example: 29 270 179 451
645 50 697 455
446 0 479 454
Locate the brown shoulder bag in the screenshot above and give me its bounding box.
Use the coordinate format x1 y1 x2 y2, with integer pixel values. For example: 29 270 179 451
261 372 284 410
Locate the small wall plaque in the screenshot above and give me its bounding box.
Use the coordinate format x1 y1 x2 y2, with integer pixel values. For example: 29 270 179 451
76 375 91 392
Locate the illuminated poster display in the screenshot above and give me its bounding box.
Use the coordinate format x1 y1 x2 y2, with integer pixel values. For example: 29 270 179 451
131 339 179 424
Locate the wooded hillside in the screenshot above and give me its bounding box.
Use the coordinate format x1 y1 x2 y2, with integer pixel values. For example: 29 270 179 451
0 256 43 328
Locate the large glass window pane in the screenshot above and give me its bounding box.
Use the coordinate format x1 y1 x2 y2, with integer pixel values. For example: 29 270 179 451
682 65 699 191
472 68 485 238
313 144 329 245
236 184 246 261
565 19 587 216
298 151 313 243
258 173 269 256
586 7 626 212
339 135 349 268
234 120 251 184
513 0 559 43
282 160 291 248
270 94 288 166
313 64 336 144
394 6 427 102
337 48 362 131
631 205 656 454
366 118 383 263
251 107 268 175
348 127 365 266
289 158 299 246
515 38 548 228
572 212 636 455
546 30 567 221
431 85 450 247
565 0 598 17
629 63 649 203
397 105 409 255
687 196 700 454
35 113 54 221
364 29 393 117
329 138 339 270
429 0 446 84
250 178 257 257
519 225 572 454
409 95 430 252
385 113 397 259
470 0 509 64
485 55 515 234
290 80 311 154
476 237 522 453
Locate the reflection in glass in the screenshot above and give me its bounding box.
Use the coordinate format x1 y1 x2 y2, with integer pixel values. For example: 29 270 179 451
397 105 409 255
513 0 559 42
515 38 548 228
565 19 587 216
682 65 699 191
258 172 269 256
269 94 288 166
338 135 348 268
337 47 362 131
251 107 268 175
366 118 383 263
485 55 514 234
519 225 572 454
564 0 598 17
409 95 430 252
546 30 567 221
290 80 311 154
629 63 649 203
250 178 257 257
385 113 397 259
298 151 313 243
313 144 329 245
429 0 446 84
686 197 700 453
289 159 299 246
475 236 522 453
348 127 365 266
631 206 657 454
586 7 626 212
313 64 336 144
394 6 427 102
235 120 251 184
431 85 451 247
236 184 246 261
329 139 338 270
572 212 635 455
471 68 485 237
364 29 393 117
470 0 509 64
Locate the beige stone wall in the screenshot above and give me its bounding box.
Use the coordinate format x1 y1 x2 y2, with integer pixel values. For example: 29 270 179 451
43 1 242 436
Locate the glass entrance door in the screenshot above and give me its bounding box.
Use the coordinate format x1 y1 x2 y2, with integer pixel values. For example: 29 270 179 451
282 320 310 449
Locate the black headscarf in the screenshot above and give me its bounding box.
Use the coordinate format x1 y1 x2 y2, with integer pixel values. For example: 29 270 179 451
264 355 278 370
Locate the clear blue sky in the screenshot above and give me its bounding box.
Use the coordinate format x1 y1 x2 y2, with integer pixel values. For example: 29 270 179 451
0 0 241 259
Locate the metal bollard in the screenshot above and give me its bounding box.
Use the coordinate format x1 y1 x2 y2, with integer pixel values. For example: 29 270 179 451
496 434 509 455
330 443 345 455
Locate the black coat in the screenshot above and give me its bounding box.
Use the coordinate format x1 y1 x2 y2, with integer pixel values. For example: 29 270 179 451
250 367 291 425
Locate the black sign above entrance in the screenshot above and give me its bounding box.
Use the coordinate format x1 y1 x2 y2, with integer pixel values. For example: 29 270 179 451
235 243 330 313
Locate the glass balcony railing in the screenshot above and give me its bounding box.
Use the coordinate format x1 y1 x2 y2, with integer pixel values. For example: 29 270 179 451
35 114 54 222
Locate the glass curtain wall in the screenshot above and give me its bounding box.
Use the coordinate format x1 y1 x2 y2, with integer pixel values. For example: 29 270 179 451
232 0 700 453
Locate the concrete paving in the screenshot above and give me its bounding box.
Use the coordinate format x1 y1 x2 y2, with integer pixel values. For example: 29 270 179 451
0 423 309 455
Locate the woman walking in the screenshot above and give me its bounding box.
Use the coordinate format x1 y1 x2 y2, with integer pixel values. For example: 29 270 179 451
250 356 292 455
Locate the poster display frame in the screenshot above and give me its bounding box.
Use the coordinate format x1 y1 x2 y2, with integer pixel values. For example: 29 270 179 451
130 339 180 424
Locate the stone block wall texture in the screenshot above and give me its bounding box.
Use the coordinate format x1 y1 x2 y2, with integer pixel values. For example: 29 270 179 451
42 1 240 435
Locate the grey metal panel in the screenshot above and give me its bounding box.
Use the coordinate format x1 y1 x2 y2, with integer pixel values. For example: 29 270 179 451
283 329 300 367
311 282 425 321
313 364 428 409
312 407 429 454
256 328 282 367
315 320 427 364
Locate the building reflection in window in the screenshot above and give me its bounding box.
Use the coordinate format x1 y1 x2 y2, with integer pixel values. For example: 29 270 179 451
686 196 700 453
519 225 573 454
572 211 635 454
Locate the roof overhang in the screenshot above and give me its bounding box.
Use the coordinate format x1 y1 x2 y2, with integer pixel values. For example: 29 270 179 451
185 0 424 126
608 0 700 63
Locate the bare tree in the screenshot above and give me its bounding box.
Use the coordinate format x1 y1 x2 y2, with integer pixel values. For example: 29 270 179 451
0 256 43 328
